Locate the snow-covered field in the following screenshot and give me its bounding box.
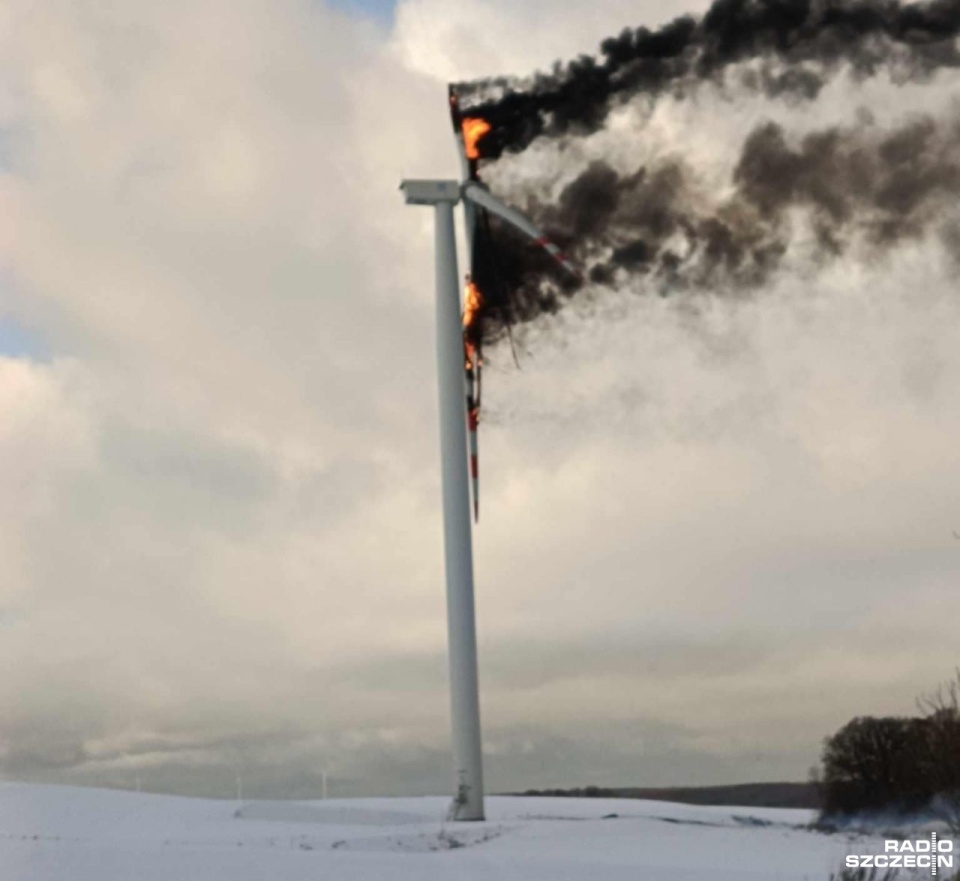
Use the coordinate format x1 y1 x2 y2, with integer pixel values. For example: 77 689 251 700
0 782 890 880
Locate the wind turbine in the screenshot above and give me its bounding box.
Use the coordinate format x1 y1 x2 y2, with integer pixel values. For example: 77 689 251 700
399 90 579 822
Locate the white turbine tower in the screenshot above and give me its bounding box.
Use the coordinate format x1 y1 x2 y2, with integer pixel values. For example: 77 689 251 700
399 93 579 822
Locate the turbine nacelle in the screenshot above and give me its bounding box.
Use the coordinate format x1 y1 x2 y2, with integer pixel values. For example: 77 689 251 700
399 179 461 205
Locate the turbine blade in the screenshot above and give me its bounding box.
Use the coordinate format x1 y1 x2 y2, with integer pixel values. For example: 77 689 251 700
467 406 479 523
462 181 582 280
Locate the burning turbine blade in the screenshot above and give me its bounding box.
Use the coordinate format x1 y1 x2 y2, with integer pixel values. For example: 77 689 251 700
462 181 583 281
460 117 491 252
449 89 480 272
449 86 487 184
463 280 483 523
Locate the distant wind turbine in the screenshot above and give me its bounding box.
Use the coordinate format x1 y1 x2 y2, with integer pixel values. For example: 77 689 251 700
399 90 580 822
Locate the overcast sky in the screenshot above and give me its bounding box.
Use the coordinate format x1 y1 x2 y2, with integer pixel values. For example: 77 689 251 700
1 0 959 799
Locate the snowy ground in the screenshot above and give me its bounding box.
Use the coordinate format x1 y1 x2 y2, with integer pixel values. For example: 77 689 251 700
0 782 903 880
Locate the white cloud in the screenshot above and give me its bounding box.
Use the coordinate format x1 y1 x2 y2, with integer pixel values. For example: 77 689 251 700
392 0 714 82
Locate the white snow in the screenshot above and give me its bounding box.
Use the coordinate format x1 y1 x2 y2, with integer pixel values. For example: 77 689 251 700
0 782 889 880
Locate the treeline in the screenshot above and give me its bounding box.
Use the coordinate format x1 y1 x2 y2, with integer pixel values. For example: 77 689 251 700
516 783 818 809
514 672 960 823
520 785 618 798
818 672 960 825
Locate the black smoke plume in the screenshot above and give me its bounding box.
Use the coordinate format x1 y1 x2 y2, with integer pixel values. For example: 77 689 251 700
456 0 960 159
452 0 960 347
472 110 960 343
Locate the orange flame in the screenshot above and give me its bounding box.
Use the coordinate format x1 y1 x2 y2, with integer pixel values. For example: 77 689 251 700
461 117 491 160
463 280 483 329
463 281 483 370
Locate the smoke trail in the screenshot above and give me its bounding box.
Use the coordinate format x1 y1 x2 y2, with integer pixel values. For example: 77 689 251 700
453 1 960 345
473 108 960 342
456 0 960 160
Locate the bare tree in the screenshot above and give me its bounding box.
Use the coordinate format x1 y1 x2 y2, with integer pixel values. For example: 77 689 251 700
820 716 931 816
917 669 960 834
